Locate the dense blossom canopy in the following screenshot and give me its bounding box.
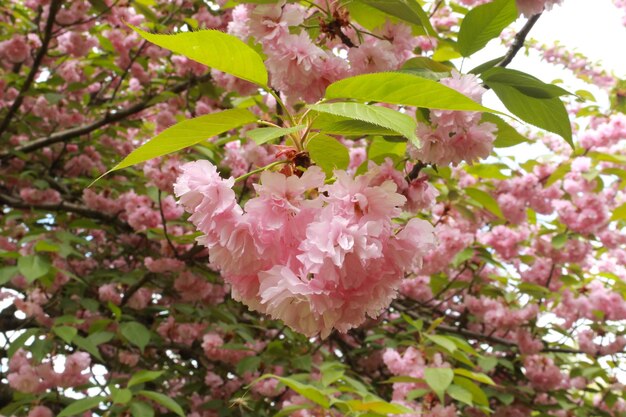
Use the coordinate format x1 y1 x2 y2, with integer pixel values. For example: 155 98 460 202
1 1 626 417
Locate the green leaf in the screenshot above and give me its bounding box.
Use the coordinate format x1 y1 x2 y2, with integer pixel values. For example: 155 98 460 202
458 0 518 57
447 384 474 406
139 391 184 417
7 329 39 358
385 376 424 384
487 83 573 148
452 247 474 267
0 266 19 285
311 113 399 136
344 1 393 31
34 240 60 252
108 109 256 172
88 0 109 13
17 255 51 282
129 25 268 86
546 162 571 186
478 356 498 373
73 336 103 361
356 0 437 36
453 369 495 385
345 400 413 414
88 331 115 346
465 163 508 180
120 322 151 353
53 326 78 344
246 125 305 145
483 67 571 98
128 370 164 388
401 313 423 331
424 368 454 402
309 102 418 146
368 136 407 164
276 379 329 409
432 40 462 61
258 375 330 408
57 396 105 417
481 113 529 148
111 387 133 404
401 57 453 73
588 151 626 164
325 73 499 114
551 233 568 249
320 362 345 387
425 334 458 353
406 388 430 401
465 187 504 219
273 404 314 417
130 401 155 417
454 376 489 406
611 203 626 221
469 56 506 75
306 133 350 176
236 356 261 375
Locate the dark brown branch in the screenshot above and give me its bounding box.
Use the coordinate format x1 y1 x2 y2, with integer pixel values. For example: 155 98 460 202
407 162 427 181
498 13 542 68
158 190 179 258
0 192 132 232
0 306 22 333
121 273 155 307
0 73 212 159
0 0 63 139
392 301 584 355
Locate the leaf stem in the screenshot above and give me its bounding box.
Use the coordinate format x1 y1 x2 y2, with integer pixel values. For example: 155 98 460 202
234 160 290 183
267 89 296 127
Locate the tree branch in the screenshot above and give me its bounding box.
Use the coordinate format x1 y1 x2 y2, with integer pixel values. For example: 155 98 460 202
121 273 155 307
0 192 132 232
498 13 542 68
0 73 212 159
0 0 63 139
392 301 584 355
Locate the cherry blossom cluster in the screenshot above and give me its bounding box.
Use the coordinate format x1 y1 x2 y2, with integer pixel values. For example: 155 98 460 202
174 160 435 337
8 349 91 394
226 1 421 102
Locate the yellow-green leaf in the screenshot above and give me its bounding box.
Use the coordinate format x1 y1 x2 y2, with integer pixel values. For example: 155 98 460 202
307 133 350 176
424 368 454 402
453 368 495 385
138 391 184 417
246 125 305 145
108 109 256 173
309 102 418 146
458 0 517 57
465 187 504 219
129 25 268 86
58 396 105 417
611 202 626 221
325 73 499 114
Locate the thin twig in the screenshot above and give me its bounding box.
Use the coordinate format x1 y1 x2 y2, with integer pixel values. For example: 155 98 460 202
0 0 62 139
0 191 132 232
0 73 212 159
158 189 180 258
